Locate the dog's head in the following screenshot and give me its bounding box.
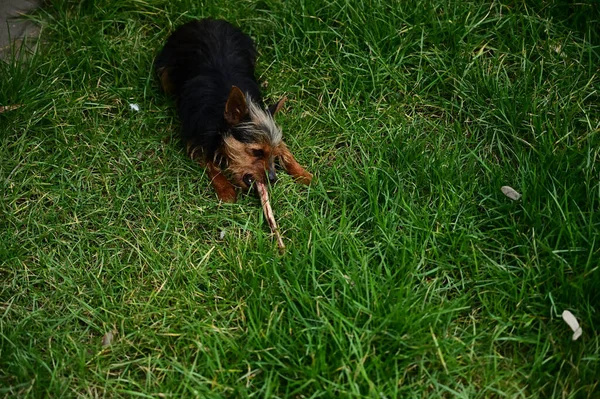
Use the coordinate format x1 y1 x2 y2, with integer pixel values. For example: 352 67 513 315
220 86 287 190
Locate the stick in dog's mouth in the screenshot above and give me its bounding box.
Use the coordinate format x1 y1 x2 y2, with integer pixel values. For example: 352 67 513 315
255 181 285 251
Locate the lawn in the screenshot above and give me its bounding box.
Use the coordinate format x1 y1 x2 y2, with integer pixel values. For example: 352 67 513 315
1 0 599 397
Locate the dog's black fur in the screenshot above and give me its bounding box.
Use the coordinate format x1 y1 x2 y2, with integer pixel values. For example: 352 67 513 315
155 19 258 156
155 18 312 202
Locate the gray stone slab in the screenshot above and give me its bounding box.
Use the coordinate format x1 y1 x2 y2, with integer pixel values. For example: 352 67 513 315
0 0 43 60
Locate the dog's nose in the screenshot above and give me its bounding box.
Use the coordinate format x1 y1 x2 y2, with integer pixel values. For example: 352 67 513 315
243 174 254 187
268 169 278 184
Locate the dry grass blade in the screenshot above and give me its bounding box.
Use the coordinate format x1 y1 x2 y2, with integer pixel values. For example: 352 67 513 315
0 104 23 113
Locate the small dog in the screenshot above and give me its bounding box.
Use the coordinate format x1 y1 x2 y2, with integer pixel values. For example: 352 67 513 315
155 18 312 202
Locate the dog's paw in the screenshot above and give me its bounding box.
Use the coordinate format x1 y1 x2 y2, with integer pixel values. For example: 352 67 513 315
297 171 313 185
217 186 238 203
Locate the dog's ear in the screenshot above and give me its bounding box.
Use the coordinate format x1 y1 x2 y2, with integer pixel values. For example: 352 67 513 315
268 96 287 116
224 86 248 125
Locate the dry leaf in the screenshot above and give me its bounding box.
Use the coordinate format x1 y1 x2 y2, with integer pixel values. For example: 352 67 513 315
501 186 522 201
561 310 582 341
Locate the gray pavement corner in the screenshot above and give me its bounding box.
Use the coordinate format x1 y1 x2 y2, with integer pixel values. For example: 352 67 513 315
0 0 43 61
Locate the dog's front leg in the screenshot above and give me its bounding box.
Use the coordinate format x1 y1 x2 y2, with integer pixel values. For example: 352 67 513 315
278 144 313 185
207 162 237 202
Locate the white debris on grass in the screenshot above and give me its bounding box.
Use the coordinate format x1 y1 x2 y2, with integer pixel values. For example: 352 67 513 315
501 185 522 201
561 310 582 341
101 330 115 347
129 103 140 112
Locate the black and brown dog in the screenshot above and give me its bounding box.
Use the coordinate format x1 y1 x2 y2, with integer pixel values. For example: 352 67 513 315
155 18 312 202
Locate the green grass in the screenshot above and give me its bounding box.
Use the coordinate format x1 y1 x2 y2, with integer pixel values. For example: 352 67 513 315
1 0 599 397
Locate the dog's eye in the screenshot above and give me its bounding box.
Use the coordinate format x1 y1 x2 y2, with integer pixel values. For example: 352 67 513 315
252 149 265 158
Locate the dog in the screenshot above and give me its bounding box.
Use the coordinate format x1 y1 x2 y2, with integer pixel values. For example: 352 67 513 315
154 18 312 202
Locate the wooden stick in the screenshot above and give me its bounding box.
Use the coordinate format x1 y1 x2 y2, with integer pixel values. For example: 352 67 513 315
256 181 285 251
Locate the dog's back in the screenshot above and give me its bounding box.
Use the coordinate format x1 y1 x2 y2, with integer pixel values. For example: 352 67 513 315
155 19 259 101
155 19 262 155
